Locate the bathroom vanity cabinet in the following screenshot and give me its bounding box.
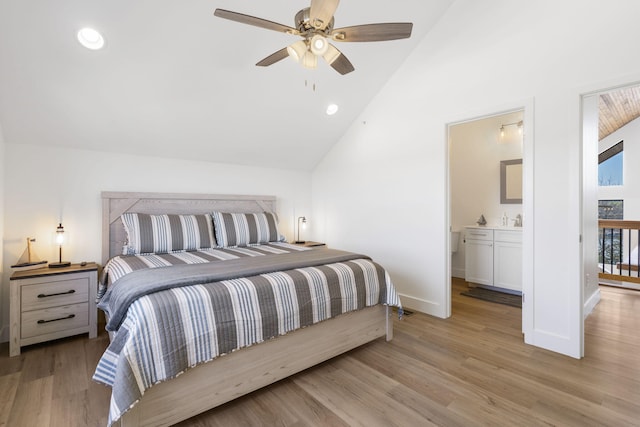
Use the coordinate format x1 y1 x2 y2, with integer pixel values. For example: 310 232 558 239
464 226 522 292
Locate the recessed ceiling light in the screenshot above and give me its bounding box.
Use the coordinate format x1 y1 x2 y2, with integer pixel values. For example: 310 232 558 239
77 27 105 50
326 104 339 115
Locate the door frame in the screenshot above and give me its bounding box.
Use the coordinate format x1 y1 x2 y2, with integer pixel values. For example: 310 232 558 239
444 98 534 341
579 78 640 356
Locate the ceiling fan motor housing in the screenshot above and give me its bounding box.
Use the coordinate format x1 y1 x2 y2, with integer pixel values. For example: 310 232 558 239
295 8 334 36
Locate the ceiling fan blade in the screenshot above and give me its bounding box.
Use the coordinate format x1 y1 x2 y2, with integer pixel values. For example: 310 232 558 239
331 23 413 42
324 44 354 75
309 0 340 30
214 9 299 35
256 48 290 67
329 54 355 75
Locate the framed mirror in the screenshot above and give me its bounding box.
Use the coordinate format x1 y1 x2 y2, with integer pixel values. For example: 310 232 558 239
500 159 523 204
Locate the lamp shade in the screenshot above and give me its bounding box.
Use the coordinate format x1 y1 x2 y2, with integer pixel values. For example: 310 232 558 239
49 223 71 268
323 43 341 65
310 34 329 56
296 216 307 244
301 50 318 69
287 40 307 62
55 223 65 245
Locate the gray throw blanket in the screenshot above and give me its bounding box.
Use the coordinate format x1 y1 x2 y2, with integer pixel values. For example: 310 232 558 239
98 248 370 332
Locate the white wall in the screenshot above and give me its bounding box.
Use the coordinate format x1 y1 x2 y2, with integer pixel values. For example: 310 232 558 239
0 144 312 341
312 0 640 357
450 111 523 278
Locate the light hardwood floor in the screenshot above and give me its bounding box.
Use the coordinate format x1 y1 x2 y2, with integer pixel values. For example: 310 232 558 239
2 279 639 426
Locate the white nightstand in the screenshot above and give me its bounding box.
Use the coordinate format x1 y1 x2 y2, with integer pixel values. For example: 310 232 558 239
9 262 99 357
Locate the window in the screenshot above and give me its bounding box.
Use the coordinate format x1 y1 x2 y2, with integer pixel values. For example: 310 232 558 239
598 200 623 219
598 141 623 186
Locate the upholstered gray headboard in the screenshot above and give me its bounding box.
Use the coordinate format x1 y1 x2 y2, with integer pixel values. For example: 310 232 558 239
101 191 277 263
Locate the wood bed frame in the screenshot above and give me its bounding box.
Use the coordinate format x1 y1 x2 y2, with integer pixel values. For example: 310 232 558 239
101 191 393 427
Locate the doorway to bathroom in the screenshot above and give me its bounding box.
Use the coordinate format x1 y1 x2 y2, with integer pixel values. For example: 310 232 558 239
448 109 525 326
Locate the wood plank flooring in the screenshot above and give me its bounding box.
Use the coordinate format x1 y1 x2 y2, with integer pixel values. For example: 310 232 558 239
1 278 639 426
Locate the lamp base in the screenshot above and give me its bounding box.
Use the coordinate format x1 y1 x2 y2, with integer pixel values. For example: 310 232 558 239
49 261 71 268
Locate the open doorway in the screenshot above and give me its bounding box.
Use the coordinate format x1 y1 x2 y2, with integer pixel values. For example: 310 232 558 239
581 81 640 359
596 85 640 291
446 101 534 342
583 84 640 312
449 111 523 320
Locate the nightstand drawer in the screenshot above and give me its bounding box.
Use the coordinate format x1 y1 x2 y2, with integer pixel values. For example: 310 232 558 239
21 302 89 339
21 277 89 311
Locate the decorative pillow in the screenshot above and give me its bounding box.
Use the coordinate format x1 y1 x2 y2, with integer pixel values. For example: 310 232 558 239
211 211 280 247
121 213 216 254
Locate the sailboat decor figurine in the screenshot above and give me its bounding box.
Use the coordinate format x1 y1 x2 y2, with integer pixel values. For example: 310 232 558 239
11 237 47 268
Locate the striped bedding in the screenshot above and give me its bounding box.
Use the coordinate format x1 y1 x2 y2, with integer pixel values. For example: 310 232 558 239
93 243 401 426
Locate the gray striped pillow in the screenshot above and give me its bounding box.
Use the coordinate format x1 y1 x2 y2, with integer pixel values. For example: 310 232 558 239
212 211 280 247
121 213 216 255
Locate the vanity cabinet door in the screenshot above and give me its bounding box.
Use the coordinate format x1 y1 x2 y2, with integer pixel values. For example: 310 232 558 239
465 238 494 286
494 240 522 291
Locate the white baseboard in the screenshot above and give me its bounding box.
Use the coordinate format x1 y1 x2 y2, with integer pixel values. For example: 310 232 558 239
451 267 465 279
599 279 640 291
398 293 447 318
583 288 601 319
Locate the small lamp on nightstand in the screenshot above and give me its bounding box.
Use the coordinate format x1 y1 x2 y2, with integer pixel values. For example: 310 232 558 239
49 223 71 268
295 216 307 244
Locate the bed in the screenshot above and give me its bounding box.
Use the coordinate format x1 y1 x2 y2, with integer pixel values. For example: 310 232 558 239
94 191 401 427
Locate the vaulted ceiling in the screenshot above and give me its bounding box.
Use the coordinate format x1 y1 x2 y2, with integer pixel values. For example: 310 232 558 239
0 0 455 170
599 85 640 141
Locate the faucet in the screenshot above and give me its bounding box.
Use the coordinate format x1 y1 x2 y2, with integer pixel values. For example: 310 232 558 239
513 214 522 227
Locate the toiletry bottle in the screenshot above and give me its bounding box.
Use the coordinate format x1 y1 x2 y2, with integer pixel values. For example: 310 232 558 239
502 212 508 226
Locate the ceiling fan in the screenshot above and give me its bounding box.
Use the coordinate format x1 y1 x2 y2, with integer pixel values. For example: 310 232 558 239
213 0 413 75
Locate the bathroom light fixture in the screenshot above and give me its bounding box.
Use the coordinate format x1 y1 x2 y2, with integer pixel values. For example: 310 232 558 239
499 120 523 139
296 216 307 244
77 27 105 50
49 223 71 268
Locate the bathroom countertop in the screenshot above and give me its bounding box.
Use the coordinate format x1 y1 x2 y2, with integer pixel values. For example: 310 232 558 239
465 225 522 231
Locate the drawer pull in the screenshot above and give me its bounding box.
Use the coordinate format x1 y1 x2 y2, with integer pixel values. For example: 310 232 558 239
37 314 75 324
37 289 75 298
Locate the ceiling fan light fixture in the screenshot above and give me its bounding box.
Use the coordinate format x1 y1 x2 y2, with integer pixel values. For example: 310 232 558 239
287 40 307 62
301 50 318 69
310 34 329 56
323 44 341 65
